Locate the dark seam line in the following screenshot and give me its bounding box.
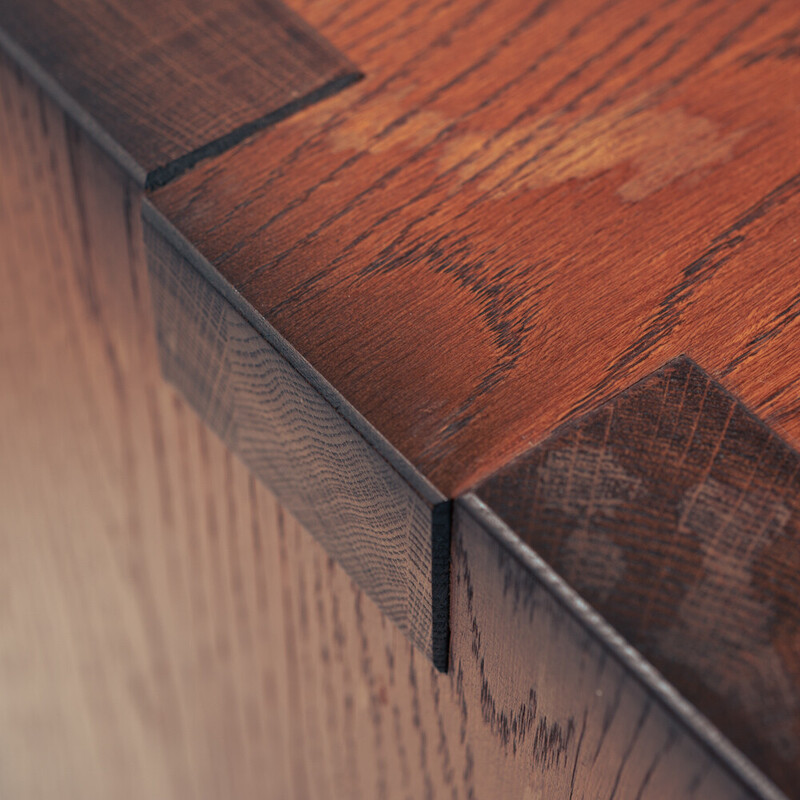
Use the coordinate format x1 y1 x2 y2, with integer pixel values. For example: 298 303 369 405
430 499 452 672
144 70 363 191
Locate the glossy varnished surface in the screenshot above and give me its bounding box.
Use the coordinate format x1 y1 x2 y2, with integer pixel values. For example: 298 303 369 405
151 0 800 496
0 0 358 185
474 356 800 795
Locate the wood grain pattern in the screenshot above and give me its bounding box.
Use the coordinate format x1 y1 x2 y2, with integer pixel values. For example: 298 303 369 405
4 55 779 800
0 0 359 186
473 355 800 797
151 0 800 497
144 207 449 668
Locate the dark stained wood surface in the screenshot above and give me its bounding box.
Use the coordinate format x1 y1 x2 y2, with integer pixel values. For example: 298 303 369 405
151 0 800 497
145 207 449 668
0 0 359 186
472 356 800 797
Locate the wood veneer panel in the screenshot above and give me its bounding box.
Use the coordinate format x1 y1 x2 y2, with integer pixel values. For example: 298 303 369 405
151 0 800 496
472 356 800 797
144 206 449 668
4 3 793 797
0 0 359 186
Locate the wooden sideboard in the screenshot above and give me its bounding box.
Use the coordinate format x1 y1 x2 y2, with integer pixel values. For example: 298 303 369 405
1 1 798 798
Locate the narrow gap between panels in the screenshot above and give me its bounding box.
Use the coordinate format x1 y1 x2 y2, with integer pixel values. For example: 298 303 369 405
144 71 363 191
431 499 452 673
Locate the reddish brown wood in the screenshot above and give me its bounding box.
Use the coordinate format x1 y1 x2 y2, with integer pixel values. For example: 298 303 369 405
4 2 799 797
472 356 800 796
151 0 800 497
0 0 359 186
453 499 772 800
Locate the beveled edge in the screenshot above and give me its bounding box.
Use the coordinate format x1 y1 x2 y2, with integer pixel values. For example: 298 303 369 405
457 493 788 800
142 199 445 510
144 200 450 669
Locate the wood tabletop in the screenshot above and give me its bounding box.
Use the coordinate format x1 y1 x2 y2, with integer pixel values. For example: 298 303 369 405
2 0 798 797
149 0 800 496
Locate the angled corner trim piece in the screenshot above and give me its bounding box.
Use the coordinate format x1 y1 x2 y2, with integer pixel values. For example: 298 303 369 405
0 0 360 187
143 201 449 670
469 355 800 799
453 498 788 800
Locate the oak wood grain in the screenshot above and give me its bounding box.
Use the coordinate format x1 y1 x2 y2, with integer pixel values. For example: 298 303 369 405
144 207 449 668
0 0 359 186
3 4 798 798
151 0 800 497
3 54 780 800
473 355 800 797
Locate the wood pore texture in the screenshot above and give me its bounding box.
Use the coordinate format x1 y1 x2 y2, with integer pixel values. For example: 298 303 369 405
144 211 449 668
1 54 767 800
151 0 800 497
473 356 800 796
0 0 359 186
